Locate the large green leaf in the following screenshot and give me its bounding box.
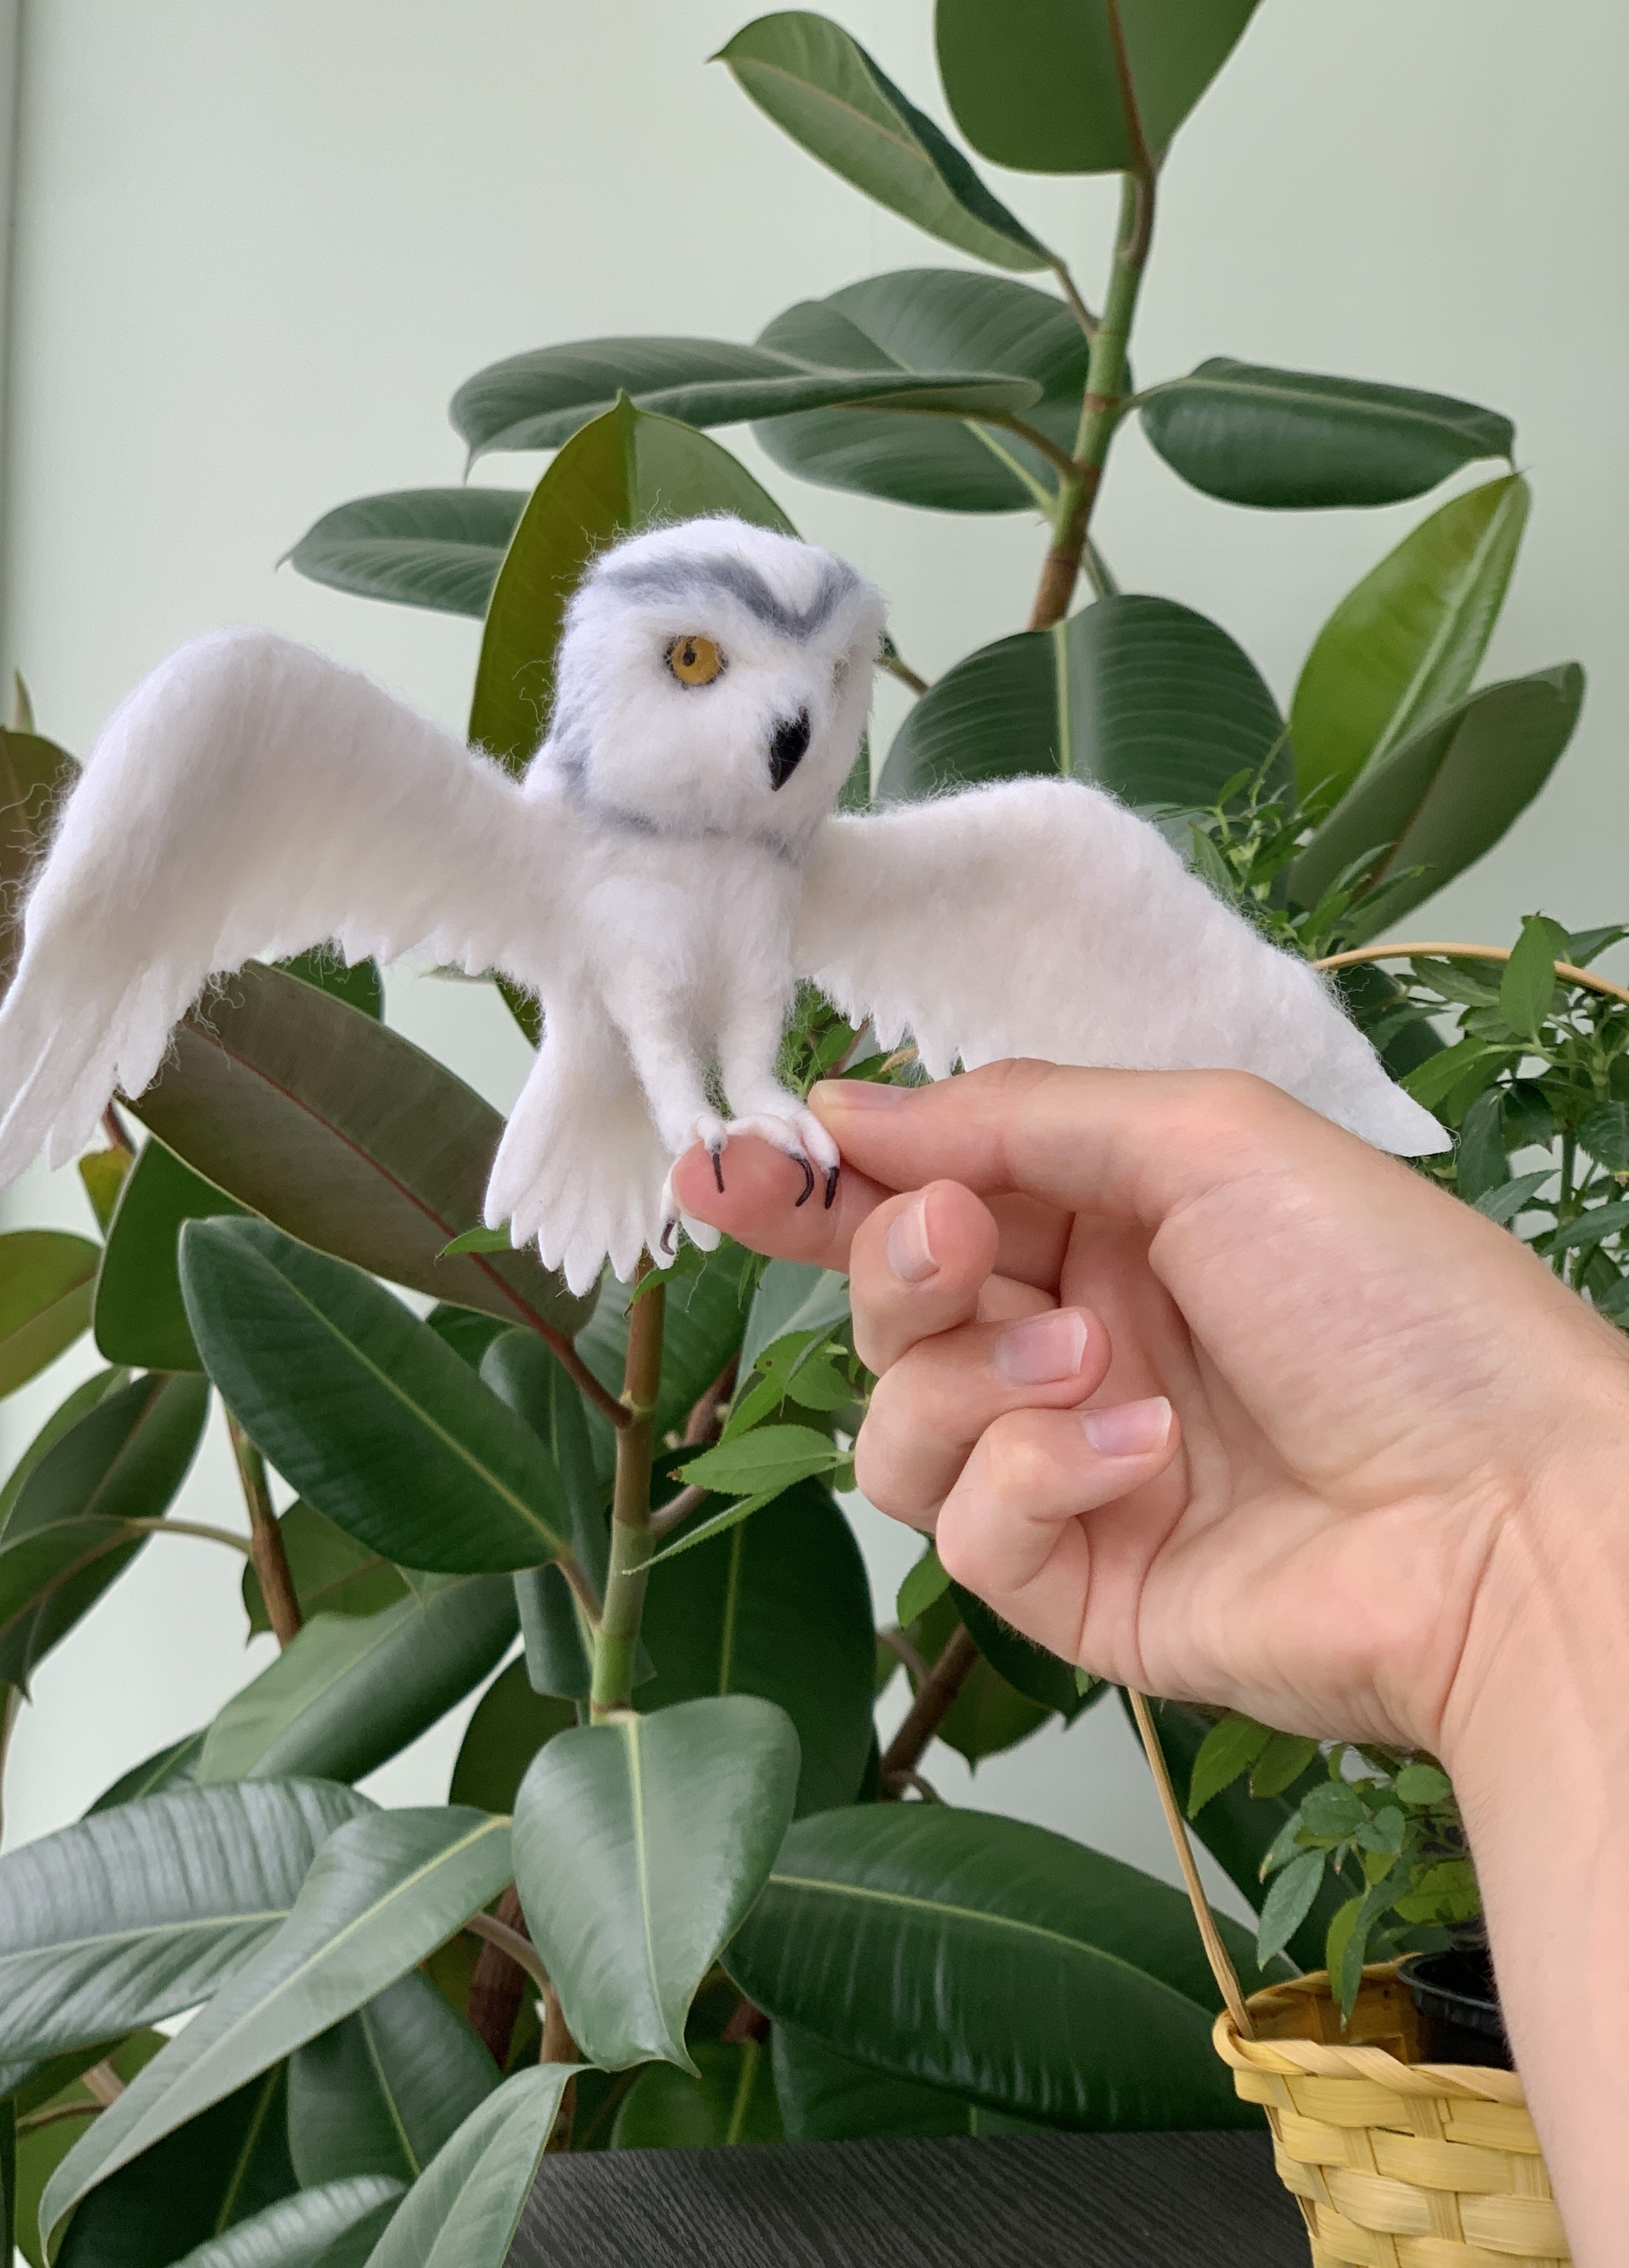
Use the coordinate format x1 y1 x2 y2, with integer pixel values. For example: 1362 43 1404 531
717 14 1051 270
754 270 1087 513
0 1780 366 2064
1289 472 1530 808
1132 1696 1340 1974
468 399 792 774
288 1973 496 2189
480 1332 605 1699
1141 360 1514 511
285 489 527 618
609 2040 782 2149
53 2067 297 2268
448 1659 575 1815
952 1585 1097 1723
94 1137 247 1373
197 1579 518 1785
242 1501 408 1640
936 0 1261 173
1289 667 1584 935
725 1805 1261 2129
180 1220 570 1576
879 595 1287 808
13 2033 167 2268
0 1372 208 1690
450 338 1040 466
88 1729 207 1812
0 729 76 1000
0 1233 98 1399
126 962 590 1340
278 949 383 1022
362 2066 574 2268
513 1695 800 2070
640 1482 873 1817
161 2177 404 2268
774 2023 981 2141
42 1810 513 2247
738 1259 849 1377
0 1367 130 1531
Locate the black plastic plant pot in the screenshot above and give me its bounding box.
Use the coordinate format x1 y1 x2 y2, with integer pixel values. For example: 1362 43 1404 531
1399 1947 1511 2069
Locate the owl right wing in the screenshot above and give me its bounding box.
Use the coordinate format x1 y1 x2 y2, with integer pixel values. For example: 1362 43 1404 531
0 628 570 1181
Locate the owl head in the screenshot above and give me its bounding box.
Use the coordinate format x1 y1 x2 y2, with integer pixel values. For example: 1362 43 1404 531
538 516 884 847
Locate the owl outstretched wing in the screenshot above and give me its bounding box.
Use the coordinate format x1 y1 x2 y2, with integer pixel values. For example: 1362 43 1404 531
0 628 566 1181
795 776 1448 1156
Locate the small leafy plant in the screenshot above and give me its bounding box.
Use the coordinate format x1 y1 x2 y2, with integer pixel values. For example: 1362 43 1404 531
0 6 1608 2263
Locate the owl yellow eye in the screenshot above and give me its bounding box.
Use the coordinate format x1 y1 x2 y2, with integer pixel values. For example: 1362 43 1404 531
665 633 725 688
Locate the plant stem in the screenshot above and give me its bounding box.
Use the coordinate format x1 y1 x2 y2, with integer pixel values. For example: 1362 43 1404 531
227 1415 302 1648
878 1625 980 1794
466 1884 537 2063
648 1482 709 1542
1028 169 1155 633
589 1258 664 1718
1048 258 1099 342
122 1517 253 1555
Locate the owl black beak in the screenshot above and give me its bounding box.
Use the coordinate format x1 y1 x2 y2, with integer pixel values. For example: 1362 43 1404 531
768 710 811 791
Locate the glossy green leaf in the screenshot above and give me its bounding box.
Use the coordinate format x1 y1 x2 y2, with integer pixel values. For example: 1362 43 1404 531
198 1579 518 1786
514 1694 800 2069
0 729 76 1000
180 1220 570 1575
278 947 383 1021
610 2039 782 2149
468 400 791 775
0 1780 366 2064
1141 360 1513 511
451 337 1040 465
363 2065 575 2268
738 1260 849 1378
641 1482 874 1817
896 1546 949 1629
242 1502 408 1640
1256 1851 1326 1968
0 1368 130 1532
1289 473 1530 808
1501 912 1572 1044
1580 1103 1629 1173
0 1372 209 1690
285 488 527 618
772 2024 989 2141
94 1137 247 1373
13 2033 167 2268
448 1659 575 1815
1288 667 1584 936
725 1804 1259 2129
1133 1697 1341 1972
76 1143 132 1233
754 270 1087 513
936 0 1261 173
880 594 1287 808
951 1585 1096 1723
0 1233 98 1399
127 961 591 1340
53 2066 297 2268
43 1809 513 2247
88 1730 206 1811
289 1973 496 2189
1185 1712 1271 1816
161 2178 404 2268
718 15 1050 269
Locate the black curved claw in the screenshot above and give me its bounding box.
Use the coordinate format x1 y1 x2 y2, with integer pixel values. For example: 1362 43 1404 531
710 1148 726 1195
823 1163 840 1210
792 1153 817 1208
659 1218 677 1256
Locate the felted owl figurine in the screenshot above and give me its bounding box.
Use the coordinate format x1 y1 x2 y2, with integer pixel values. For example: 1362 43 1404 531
0 515 1445 1293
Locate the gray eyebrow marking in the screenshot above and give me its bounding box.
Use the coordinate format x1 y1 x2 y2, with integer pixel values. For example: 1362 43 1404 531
596 551 858 642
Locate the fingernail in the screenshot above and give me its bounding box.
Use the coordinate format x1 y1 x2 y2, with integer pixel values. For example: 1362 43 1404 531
1082 1396 1172 1457
811 1079 906 1108
994 1309 1088 1384
886 1195 937 1283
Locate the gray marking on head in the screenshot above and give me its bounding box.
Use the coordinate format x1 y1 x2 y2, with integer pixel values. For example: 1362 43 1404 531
576 792 805 866
597 551 859 644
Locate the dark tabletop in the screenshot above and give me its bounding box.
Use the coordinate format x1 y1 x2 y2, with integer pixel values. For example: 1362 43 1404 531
510 2130 1308 2267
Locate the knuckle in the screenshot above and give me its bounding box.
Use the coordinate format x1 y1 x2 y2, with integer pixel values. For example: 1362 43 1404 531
977 1408 1066 1503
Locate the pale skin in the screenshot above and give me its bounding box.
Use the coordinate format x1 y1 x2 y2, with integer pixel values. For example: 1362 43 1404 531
673 1060 1629 2268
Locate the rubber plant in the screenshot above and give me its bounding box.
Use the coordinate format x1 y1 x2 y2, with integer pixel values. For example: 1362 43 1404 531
0 7 1604 2265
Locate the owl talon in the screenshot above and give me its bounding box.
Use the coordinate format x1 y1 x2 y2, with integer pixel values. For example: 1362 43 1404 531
823 1164 839 1210
711 1149 725 1195
793 1154 816 1208
659 1217 678 1257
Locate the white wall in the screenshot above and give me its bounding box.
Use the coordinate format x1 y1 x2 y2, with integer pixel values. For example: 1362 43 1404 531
0 1 1624 1884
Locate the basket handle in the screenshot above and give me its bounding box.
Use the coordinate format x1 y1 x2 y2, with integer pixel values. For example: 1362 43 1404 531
1126 1690 1256 2040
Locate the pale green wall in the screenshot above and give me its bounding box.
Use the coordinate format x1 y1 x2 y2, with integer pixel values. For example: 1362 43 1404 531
0 2 1623 1870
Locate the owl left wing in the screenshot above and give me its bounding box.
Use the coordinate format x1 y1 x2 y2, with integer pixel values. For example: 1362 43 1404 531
794 776 1448 1156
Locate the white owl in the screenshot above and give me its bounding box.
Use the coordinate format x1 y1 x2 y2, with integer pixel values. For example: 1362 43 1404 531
0 515 1445 1294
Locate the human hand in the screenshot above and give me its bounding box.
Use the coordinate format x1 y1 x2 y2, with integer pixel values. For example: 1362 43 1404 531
672 1062 1629 1761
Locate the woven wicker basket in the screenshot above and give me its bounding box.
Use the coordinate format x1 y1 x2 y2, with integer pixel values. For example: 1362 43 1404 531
1124 1694 1571 2266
